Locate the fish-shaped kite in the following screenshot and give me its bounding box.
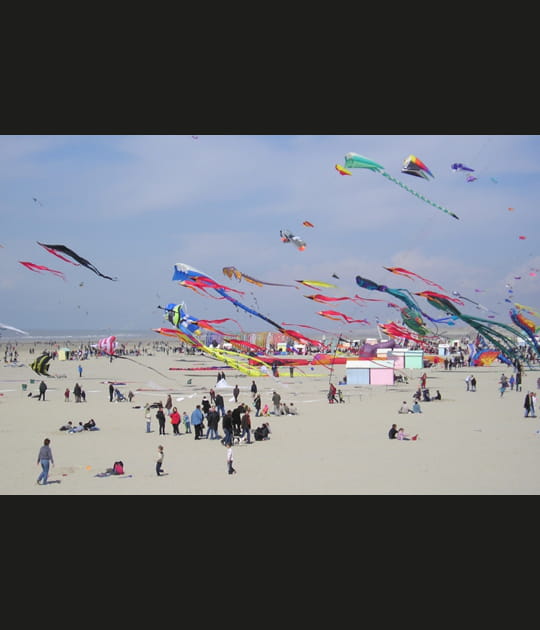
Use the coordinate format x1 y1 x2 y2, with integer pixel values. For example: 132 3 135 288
37 242 118 281
303 221 314 227
383 267 447 291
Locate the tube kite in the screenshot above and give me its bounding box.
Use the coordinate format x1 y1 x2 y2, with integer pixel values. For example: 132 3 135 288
19 261 66 280
37 242 118 281
222 266 297 288
341 153 459 220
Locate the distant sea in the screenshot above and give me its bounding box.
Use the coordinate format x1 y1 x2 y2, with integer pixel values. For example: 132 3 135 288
0 329 157 342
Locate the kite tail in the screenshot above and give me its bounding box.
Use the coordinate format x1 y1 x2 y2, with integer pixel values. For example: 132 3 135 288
381 171 459 220
113 355 176 381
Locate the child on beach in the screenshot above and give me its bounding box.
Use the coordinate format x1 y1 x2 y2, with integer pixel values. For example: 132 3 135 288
182 411 191 433
227 444 236 474
397 428 419 441
144 403 152 433
64 387 70 402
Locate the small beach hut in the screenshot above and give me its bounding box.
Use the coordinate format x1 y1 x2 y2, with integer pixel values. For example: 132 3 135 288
57 347 71 361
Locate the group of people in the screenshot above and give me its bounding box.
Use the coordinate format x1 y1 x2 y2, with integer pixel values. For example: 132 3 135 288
524 391 537 417
398 400 422 414
64 383 86 402
59 418 99 432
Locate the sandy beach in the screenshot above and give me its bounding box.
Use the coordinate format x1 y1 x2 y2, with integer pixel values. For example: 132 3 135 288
1 337 540 495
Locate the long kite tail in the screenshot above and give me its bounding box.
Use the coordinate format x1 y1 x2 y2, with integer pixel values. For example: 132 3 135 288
381 171 459 220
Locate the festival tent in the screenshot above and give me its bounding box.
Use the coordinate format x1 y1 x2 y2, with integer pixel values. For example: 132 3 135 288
57 347 71 361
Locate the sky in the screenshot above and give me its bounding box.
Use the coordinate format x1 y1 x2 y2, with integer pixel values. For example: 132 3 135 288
1 134 539 341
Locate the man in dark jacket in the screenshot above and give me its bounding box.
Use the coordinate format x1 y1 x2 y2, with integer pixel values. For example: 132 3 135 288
38 380 48 401
215 392 225 417
206 405 220 439
221 410 233 446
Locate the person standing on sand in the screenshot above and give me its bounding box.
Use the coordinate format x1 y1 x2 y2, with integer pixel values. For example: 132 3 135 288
78 364 83 378
233 384 240 403
516 370 522 392
38 380 47 401
156 445 165 476
156 404 166 435
36 438 54 485
144 403 152 433
165 394 173 417
109 382 114 402
524 392 532 417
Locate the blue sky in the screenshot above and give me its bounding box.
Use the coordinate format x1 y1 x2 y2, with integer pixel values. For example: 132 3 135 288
1 134 539 339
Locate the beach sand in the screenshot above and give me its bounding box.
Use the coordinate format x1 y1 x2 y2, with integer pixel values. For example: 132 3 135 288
1 340 539 494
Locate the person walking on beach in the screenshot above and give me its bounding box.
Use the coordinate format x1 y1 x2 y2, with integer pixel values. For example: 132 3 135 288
78 364 83 378
73 382 82 403
156 445 165 476
206 405 220 440
221 409 233 446
254 392 262 417
241 407 252 443
516 370 522 392
215 392 225 417
250 380 257 397
109 382 114 402
38 380 47 401
64 387 70 402
156 404 166 435
233 384 240 403
272 390 281 415
465 374 472 391
470 376 477 392
226 444 236 475
531 392 537 417
36 438 54 485
524 392 532 417
420 372 427 389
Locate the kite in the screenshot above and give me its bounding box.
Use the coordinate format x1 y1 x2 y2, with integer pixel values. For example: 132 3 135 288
414 290 465 306
224 338 267 354
513 303 540 319
509 308 540 355
335 164 352 176
0 322 29 335
332 273 340 279
355 275 458 326
401 155 434 180
451 163 475 172
451 291 490 312
303 221 315 227
378 321 432 347
317 310 370 325
297 280 338 290
519 235 527 240
19 261 66 281
222 266 297 288
383 267 447 291
341 153 459 220
36 242 118 281
97 335 117 356
280 229 306 251
417 292 537 361
466 175 478 183
32 197 44 206
30 353 52 377
399 307 431 336
305 293 376 305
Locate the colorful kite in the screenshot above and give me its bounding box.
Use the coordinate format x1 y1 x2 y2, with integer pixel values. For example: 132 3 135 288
222 266 297 288
451 163 475 172
297 280 338 290
383 267 447 291
509 308 540 354
341 153 459 220
317 310 370 325
401 155 434 180
335 164 352 176
97 335 117 355
303 221 315 227
19 261 66 281
280 229 306 251
37 242 118 281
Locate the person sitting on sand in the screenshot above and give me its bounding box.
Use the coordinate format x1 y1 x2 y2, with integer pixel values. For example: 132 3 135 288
398 401 412 414
388 423 398 439
68 422 84 433
59 421 73 431
412 400 422 413
83 418 99 430
433 390 442 400
397 427 418 441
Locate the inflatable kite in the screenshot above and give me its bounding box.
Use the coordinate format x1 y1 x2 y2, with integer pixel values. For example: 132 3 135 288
37 242 118 281
0 322 29 335
335 164 352 176
30 353 52 376
401 155 434 180
280 229 306 251
383 267 446 291
340 153 459 220
451 163 475 172
303 221 315 227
